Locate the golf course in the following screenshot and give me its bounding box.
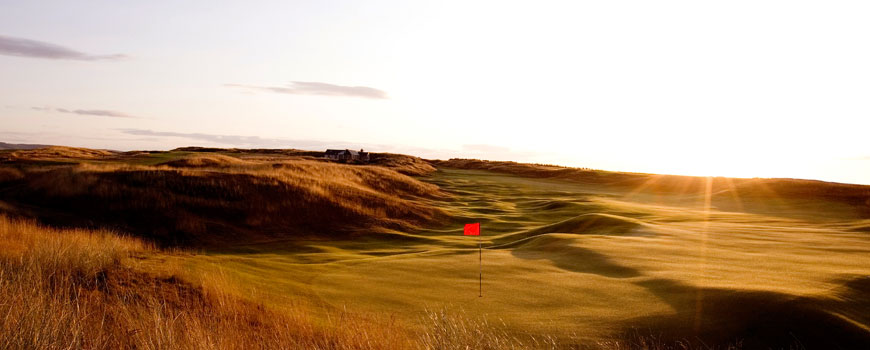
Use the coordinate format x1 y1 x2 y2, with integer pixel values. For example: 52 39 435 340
1 147 868 349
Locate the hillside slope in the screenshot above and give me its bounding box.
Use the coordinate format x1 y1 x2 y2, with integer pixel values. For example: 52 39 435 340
0 150 447 247
0 141 53 150
170 147 436 175
433 158 870 219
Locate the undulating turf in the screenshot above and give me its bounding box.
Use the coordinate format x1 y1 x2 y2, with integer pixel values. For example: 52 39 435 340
166 167 870 348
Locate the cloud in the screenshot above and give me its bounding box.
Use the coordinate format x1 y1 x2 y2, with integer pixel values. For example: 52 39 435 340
33 106 136 118
0 35 127 61
118 129 290 147
225 81 388 99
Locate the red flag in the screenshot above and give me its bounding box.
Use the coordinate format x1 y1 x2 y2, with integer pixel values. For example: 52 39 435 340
464 223 480 236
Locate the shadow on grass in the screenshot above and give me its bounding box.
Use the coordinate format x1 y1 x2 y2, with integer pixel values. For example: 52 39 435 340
503 229 870 348
509 235 642 278
616 277 870 349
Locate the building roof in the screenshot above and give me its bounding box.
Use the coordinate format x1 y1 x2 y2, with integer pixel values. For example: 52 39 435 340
325 149 360 156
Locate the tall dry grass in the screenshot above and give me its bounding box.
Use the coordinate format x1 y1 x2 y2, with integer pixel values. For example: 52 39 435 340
166 147 437 176
1 157 447 246
367 153 436 176
0 215 419 349
0 215 146 349
7 146 116 160
419 309 562 350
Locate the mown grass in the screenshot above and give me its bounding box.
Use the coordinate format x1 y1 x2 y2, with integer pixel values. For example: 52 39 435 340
184 168 869 348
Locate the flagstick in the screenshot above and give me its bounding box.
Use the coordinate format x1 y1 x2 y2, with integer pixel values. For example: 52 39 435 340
478 236 482 298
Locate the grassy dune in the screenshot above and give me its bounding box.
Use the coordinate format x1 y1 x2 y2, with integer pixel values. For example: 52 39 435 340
1 147 869 349
432 159 870 219
6 145 116 160
0 152 444 246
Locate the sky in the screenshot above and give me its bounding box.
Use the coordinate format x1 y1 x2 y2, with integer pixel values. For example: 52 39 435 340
1 0 869 184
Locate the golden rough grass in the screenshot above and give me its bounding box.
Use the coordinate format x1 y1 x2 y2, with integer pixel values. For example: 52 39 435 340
8 146 116 160
0 215 421 350
2 158 447 246
368 153 437 176
0 167 23 182
165 147 438 176
159 153 251 168
419 309 562 350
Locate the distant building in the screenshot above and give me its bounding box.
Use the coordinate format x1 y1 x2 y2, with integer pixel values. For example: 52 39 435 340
325 149 370 162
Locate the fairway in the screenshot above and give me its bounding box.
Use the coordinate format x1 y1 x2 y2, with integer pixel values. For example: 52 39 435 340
173 167 870 346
